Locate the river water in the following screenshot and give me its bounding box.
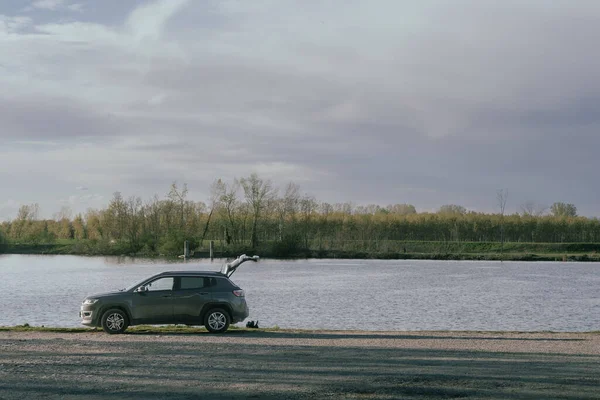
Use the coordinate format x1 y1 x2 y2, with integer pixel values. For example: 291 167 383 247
0 254 598 331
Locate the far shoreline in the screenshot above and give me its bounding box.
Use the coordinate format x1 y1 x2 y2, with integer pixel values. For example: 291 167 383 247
2 242 600 262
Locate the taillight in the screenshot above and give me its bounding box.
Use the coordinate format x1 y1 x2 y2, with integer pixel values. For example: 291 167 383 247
233 289 245 297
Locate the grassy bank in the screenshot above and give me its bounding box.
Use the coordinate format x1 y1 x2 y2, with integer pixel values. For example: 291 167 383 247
2 240 600 261
0 324 278 334
2 325 597 334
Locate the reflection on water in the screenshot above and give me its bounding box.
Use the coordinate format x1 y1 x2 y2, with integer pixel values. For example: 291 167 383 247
0 254 598 331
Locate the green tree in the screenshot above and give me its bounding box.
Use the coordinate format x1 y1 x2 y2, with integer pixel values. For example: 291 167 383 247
72 214 87 240
105 192 127 240
0 225 6 249
85 209 103 240
438 204 467 215
387 204 417 215
54 218 73 239
11 203 39 240
550 202 577 217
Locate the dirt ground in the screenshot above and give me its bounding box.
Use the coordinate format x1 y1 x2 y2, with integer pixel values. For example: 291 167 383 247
0 330 598 399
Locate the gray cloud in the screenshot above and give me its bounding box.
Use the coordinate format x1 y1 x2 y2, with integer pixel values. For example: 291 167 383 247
1 0 600 218
30 0 65 11
0 96 126 142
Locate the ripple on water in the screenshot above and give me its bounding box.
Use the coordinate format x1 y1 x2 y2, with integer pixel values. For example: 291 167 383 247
0 255 598 331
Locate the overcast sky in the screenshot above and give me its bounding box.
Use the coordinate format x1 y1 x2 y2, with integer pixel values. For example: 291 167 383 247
1 0 599 220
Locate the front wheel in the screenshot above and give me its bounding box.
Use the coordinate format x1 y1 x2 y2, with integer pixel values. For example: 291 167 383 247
204 308 230 333
101 309 129 334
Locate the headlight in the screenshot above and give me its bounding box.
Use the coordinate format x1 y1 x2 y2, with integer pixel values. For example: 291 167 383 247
83 299 98 305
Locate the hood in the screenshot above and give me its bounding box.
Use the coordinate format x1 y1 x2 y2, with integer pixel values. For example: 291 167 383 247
84 290 125 300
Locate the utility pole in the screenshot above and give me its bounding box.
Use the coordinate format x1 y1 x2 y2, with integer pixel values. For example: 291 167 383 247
183 240 190 259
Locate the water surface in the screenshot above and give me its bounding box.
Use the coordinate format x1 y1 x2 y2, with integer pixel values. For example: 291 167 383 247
0 254 598 331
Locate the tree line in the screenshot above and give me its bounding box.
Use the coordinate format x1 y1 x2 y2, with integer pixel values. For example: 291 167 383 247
0 174 594 256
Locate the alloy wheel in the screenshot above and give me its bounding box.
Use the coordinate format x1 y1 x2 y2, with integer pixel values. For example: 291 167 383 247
208 312 226 331
106 312 125 331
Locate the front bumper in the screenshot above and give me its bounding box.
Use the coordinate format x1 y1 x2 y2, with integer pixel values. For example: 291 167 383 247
80 305 100 327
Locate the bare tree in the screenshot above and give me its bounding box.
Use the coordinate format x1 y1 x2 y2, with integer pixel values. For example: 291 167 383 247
17 203 39 221
497 189 508 261
199 179 223 247
53 205 73 221
320 202 333 215
125 196 143 249
144 195 162 246
240 173 275 248
213 178 241 244
300 194 317 249
276 182 300 241
387 204 417 215
168 182 188 231
439 204 467 215
355 204 384 215
520 201 547 217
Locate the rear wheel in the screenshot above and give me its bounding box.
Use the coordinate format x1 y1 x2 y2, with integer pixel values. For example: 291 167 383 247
101 309 129 334
204 308 230 333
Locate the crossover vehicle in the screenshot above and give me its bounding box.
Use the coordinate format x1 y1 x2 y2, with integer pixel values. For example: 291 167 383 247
80 254 258 334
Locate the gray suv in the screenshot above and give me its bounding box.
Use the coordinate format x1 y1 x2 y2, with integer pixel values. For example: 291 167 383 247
80 255 258 334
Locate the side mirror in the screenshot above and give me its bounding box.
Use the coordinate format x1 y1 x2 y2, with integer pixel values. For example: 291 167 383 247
136 286 148 293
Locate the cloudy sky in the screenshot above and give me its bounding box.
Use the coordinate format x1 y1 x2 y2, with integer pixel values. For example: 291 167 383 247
1 0 599 220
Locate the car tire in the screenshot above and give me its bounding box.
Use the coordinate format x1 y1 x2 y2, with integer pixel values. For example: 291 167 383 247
101 308 129 334
204 308 230 333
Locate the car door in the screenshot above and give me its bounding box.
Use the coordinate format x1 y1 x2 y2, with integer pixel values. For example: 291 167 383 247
171 276 215 324
131 276 174 324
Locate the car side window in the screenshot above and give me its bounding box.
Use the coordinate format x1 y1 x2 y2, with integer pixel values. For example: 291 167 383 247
180 277 207 290
216 277 233 288
146 277 174 292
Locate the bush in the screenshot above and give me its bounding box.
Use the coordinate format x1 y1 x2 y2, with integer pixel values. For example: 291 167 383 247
158 233 186 256
270 234 305 258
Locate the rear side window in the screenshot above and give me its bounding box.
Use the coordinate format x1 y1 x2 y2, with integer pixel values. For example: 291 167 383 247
215 277 236 289
179 277 217 290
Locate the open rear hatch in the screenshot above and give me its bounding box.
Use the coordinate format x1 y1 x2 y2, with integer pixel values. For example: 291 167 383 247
221 254 259 277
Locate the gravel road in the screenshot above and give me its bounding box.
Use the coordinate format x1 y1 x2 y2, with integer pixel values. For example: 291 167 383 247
0 330 598 399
